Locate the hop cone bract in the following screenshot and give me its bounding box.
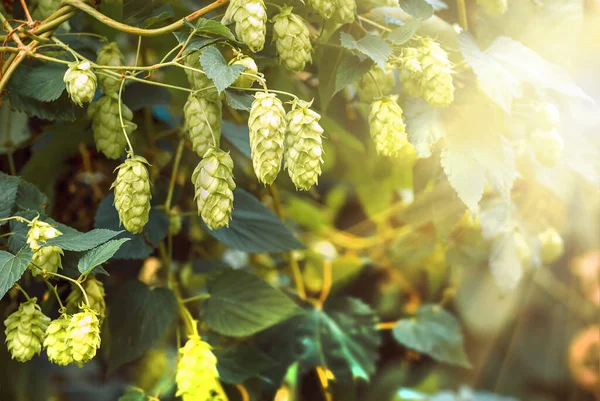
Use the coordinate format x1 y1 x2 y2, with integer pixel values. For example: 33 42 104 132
477 0 507 16
222 0 267 52
332 0 356 24
183 52 219 101
183 93 222 158
307 0 336 18
192 148 236 230
66 307 101 366
44 314 73 366
4 298 50 362
284 100 324 190
230 54 259 88
530 128 563 167
176 336 221 400
66 276 106 317
248 92 287 185
96 42 125 94
26 219 63 277
88 94 137 159
64 61 97 107
369 97 413 157
273 7 313 72
111 155 152 234
357 64 396 103
26 219 61 249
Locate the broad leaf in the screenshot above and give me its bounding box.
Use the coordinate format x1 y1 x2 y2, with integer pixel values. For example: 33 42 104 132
204 188 305 253
124 0 173 28
318 34 346 110
214 343 278 384
404 98 446 158
202 268 300 337
200 47 245 93
122 82 171 111
225 90 254 111
400 0 435 19
107 280 178 372
195 18 235 40
44 228 122 252
0 247 33 300
0 172 20 223
0 100 31 155
340 32 392 69
222 121 251 157
77 238 131 274
387 19 421 45
334 55 373 97
392 305 471 368
15 181 48 213
18 63 67 102
489 231 523 292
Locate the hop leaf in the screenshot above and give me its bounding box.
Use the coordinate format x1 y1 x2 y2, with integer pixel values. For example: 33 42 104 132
477 0 507 16
230 54 259 88
66 276 106 318
272 7 313 72
44 314 73 366
64 61 97 107
332 0 356 24
222 0 267 52
183 52 219 101
192 147 236 230
369 97 415 157
530 128 563 167
357 64 396 103
284 100 324 190
4 298 50 362
176 336 221 400
183 93 222 158
96 42 125 94
88 94 137 160
29 245 64 277
307 0 337 18
111 155 152 234
66 307 101 366
538 228 564 264
248 92 287 185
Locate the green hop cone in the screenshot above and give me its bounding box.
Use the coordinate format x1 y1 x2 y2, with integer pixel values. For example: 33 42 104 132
230 54 259 88
64 61 97 107
222 0 267 52
357 64 396 103
538 228 564 264
44 314 73 366
111 155 152 234
248 92 287 185
96 42 125 94
66 307 101 366
183 93 222 158
369 97 414 157
272 7 313 72
396 47 424 98
284 100 324 190
530 128 564 167
29 245 64 277
66 277 106 318
477 0 507 16
307 0 336 18
26 219 61 250
332 0 356 24
176 335 221 400
4 298 50 362
183 52 219 101
88 94 137 160
192 147 236 230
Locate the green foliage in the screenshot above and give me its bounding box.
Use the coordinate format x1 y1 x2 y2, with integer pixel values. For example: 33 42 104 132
0 247 33 300
0 173 19 223
77 238 131 274
200 47 245 93
400 0 435 19
214 343 278 384
340 32 392 69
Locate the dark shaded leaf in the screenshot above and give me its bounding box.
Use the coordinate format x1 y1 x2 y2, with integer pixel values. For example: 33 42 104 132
0 247 33 300
18 63 67 102
318 35 346 111
334 55 373 97
225 90 254 111
122 82 171 111
44 228 122 252
222 121 251 157
0 172 19 224
195 18 235 40
124 0 173 28
15 180 48 213
214 343 278 384
340 32 392 69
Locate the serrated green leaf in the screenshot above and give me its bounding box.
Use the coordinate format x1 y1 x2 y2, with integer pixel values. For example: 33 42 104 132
225 90 254 111
404 97 446 158
400 0 435 19
489 231 523 292
200 47 245 93
392 305 471 368
317 38 345 111
107 280 178 372
195 18 235 40
334 55 373 97
18 64 67 102
173 32 222 54
387 19 421 45
15 181 48 213
124 0 173 28
0 172 20 224
77 238 131 274
0 247 33 300
214 343 278 384
340 32 392 70
0 100 31 155
44 228 122 252
203 189 305 253
202 268 300 337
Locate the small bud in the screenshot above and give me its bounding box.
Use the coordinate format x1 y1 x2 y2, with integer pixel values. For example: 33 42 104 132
64 61 97 107
111 155 152 234
4 298 50 362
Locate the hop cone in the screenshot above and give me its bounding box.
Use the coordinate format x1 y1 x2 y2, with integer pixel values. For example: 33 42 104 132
29 246 64 277
248 92 286 185
397 47 423 98
64 61 97 107
96 42 125 94
273 7 313 72
192 148 236 230
88 94 137 159
66 277 106 317
66 307 101 366
477 0 507 16
176 336 221 400
44 314 73 366
332 0 356 24
357 64 396 103
530 128 563 167
307 0 336 18
183 52 219 101
222 0 267 52
284 100 324 190
111 155 152 234
26 219 61 250
369 97 413 157
230 55 259 88
4 298 50 362
183 93 222 158
539 228 564 264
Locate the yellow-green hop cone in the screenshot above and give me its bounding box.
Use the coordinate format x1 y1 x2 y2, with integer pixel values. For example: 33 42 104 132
26 219 62 250
332 0 356 24
222 0 267 52
96 42 125 94
183 93 222 158
4 298 50 362
88 94 137 160
397 47 424 98
29 245 64 277
66 277 106 317
111 155 152 234
368 97 413 157
192 148 236 230
477 0 507 16
307 0 336 18
230 54 259 88
272 7 313 72
66 307 101 366
176 335 221 400
44 314 73 366
357 64 396 103
183 52 219 101
530 128 563 168
284 100 324 191
248 92 287 185
538 228 564 264
64 61 97 107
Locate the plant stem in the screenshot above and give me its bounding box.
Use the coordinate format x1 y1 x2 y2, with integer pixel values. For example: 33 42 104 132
358 15 392 33
7 152 16 175
317 260 332 306
376 321 397 330
19 0 34 25
44 271 90 306
118 78 135 155
165 138 185 212
456 0 469 31
14 283 31 301
43 278 65 310
180 293 211 304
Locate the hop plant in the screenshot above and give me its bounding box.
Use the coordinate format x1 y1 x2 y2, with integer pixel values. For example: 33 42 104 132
66 277 106 317
191 147 236 230
176 335 221 400
33 0 60 20
183 93 222 158
183 52 219 101
332 0 356 24
26 219 63 277
368 97 412 157
26 219 61 249
64 61 97 107
4 298 50 362
307 0 336 18
96 42 125 94
222 0 267 52
272 7 313 72
284 100 324 190
169 214 183 236
88 94 137 159
530 128 564 167
66 307 101 366
477 0 507 16
538 228 564 264
357 64 396 103
44 314 73 366
230 54 259 88
248 92 287 185
111 155 152 234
